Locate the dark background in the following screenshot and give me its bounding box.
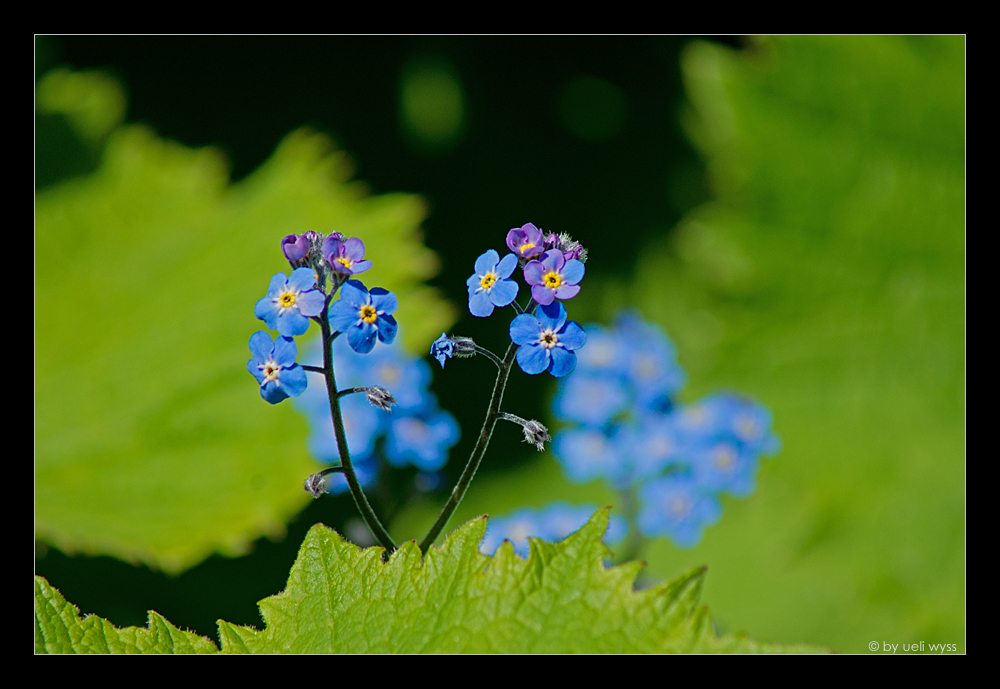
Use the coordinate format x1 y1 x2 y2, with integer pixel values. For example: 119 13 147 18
35 35 743 640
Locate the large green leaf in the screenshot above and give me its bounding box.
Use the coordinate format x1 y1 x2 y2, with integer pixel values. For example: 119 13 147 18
217 509 820 653
35 576 217 654
35 70 456 573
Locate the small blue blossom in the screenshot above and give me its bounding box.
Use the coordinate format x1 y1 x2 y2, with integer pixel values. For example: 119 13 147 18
689 439 759 498
430 332 453 368
552 427 630 486
552 371 629 428
523 249 585 306
247 331 308 404
328 280 398 354
467 250 519 317
479 503 627 558
637 475 722 548
509 302 586 377
384 409 460 472
254 267 326 337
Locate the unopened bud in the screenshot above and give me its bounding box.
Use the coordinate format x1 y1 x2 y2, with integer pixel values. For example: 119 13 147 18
282 234 310 262
365 386 396 411
521 419 551 451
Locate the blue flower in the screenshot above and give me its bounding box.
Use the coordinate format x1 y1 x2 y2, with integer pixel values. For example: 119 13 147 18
689 439 759 498
254 267 326 337
509 302 586 377
467 250 519 317
552 371 629 428
637 475 722 548
552 427 629 486
384 409 460 472
247 331 308 404
328 280 398 354
430 332 453 368
479 503 627 558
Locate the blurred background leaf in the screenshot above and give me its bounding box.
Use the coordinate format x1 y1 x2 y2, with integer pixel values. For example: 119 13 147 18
35 68 455 574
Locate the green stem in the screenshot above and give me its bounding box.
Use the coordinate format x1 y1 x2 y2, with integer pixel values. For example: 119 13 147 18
320 315 397 556
418 341 517 552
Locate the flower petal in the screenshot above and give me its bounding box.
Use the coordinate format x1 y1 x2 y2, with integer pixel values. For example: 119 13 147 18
376 314 398 344
295 288 326 318
343 237 366 261
370 288 398 315
249 331 274 361
474 249 500 276
552 284 581 301
530 283 555 305
523 260 545 286
535 302 567 331
469 289 495 317
560 259 585 285
557 320 587 351
497 253 519 278
489 278 519 307
277 364 308 398
347 323 377 354
272 335 299 366
516 343 550 375
547 346 577 377
338 280 370 307
328 299 361 333
509 314 541 345
287 267 318 291
276 309 310 337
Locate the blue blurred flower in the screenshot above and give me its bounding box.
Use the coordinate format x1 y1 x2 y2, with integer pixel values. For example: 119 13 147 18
479 503 627 558
384 409 460 472
637 476 722 548
552 371 629 427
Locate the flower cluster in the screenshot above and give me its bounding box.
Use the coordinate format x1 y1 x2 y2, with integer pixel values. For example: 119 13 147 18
440 222 588 378
248 231 398 405
479 503 627 558
294 334 460 494
550 311 781 548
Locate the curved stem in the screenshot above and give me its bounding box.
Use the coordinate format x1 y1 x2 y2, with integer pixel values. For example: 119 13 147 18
320 315 397 556
418 341 517 552
472 344 504 370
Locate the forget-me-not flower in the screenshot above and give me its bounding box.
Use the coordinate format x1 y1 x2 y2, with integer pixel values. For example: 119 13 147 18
247 331 308 404
254 267 326 337
322 236 373 276
509 302 586 377
523 249 584 306
466 250 519 317
328 280 398 354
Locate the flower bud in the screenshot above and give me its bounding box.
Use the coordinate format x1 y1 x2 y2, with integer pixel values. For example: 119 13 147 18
282 234 310 262
365 385 397 411
521 419 551 451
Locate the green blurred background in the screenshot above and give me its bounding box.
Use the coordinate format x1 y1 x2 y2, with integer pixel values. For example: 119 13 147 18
34 35 965 652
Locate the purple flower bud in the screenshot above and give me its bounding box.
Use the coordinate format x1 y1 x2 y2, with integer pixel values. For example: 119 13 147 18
505 222 546 260
282 234 310 261
543 233 560 249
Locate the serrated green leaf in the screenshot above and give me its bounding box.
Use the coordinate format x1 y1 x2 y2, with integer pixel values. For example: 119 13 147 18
219 510 823 653
34 576 217 654
35 70 456 573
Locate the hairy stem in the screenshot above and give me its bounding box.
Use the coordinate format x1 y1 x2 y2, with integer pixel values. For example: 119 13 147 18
419 341 517 552
320 315 397 556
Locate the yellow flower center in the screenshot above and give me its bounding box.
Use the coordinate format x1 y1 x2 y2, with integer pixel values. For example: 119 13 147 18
480 272 497 290
279 291 297 308
520 243 535 255
543 271 562 289
336 257 353 269
360 305 378 323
